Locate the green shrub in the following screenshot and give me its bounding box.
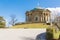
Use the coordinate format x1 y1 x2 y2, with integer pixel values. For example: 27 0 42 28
0 16 6 28
46 27 60 40
46 28 53 40
0 22 5 28
53 32 59 39
0 25 5 28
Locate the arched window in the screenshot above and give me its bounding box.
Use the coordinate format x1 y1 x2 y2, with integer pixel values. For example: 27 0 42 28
35 17 38 21
34 15 39 22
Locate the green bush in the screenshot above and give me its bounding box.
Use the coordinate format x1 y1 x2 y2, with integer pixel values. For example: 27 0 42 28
46 28 53 40
53 32 59 39
0 16 6 28
0 25 5 28
46 27 60 40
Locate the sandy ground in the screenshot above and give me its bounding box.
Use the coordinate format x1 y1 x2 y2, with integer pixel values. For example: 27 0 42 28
0 29 46 40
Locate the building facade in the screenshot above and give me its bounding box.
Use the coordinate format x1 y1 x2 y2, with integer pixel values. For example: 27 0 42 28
25 7 51 23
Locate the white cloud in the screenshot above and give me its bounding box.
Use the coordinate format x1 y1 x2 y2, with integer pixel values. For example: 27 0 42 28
46 7 60 20
46 7 60 15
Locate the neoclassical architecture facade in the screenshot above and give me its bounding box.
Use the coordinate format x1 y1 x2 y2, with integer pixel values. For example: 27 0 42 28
25 7 51 23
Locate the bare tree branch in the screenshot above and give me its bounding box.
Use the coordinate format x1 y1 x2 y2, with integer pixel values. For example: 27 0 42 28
9 14 18 26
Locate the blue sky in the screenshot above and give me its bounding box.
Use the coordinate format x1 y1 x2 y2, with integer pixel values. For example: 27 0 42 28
0 0 60 26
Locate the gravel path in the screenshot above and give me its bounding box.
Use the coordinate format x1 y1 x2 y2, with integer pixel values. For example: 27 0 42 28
0 29 46 40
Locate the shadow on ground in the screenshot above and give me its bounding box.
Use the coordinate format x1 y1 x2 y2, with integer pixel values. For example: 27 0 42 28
35 32 46 40
19 32 46 40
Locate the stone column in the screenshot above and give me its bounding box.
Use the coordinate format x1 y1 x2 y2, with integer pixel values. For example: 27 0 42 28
44 13 45 22
45 14 46 22
41 17 42 22
48 15 50 21
47 15 48 21
43 13 44 21
46 16 47 22
42 15 43 22
47 14 49 21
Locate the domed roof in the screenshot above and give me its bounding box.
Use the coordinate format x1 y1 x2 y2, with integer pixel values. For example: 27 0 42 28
30 6 44 11
35 6 43 9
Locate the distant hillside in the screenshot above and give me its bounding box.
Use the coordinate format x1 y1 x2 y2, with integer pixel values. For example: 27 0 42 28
12 23 50 28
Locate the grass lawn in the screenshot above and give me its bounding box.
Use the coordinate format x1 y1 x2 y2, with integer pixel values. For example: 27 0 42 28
11 23 50 28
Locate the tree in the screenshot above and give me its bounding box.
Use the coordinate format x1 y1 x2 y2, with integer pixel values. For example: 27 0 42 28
9 14 17 26
0 16 6 28
54 16 60 30
53 13 60 30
